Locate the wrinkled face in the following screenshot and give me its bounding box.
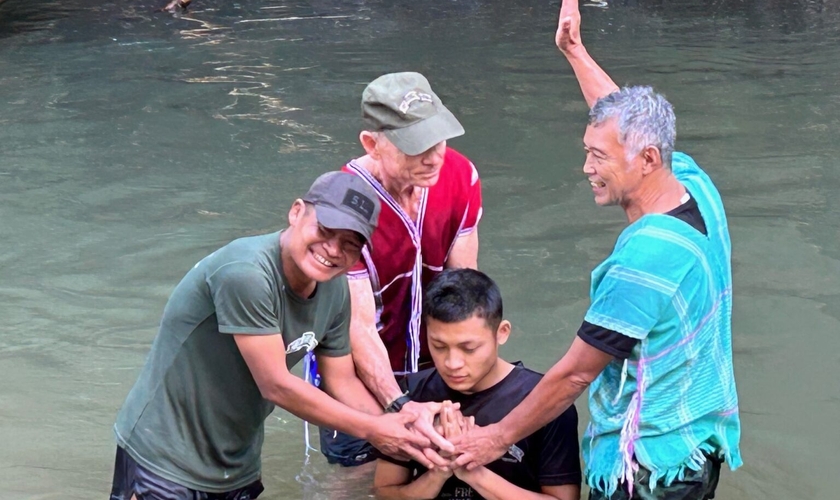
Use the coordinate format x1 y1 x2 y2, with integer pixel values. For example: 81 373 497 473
377 135 447 188
427 314 509 394
286 202 364 282
582 118 643 207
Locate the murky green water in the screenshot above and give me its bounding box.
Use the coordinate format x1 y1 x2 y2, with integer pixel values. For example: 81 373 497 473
2 0 839 498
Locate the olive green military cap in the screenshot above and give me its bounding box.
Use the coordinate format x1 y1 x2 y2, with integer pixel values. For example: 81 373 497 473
361 72 465 156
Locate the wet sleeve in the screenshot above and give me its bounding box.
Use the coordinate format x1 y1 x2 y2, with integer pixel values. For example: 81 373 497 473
207 262 280 335
537 405 583 486
314 284 351 357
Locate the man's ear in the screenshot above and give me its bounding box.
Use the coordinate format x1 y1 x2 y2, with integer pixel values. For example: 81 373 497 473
640 145 663 175
288 199 306 227
359 131 380 158
495 320 512 346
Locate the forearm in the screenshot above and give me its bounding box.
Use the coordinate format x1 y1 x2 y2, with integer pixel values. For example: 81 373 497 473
375 471 450 500
461 467 557 500
348 277 404 406
266 374 375 440
321 362 384 416
498 362 589 447
563 45 619 108
351 325 403 406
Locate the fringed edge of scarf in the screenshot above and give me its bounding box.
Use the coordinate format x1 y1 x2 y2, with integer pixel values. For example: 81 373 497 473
586 358 643 497
587 440 742 496
647 442 715 490
587 358 643 497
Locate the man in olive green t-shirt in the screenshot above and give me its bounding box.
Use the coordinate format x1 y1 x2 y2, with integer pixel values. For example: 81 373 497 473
110 172 453 499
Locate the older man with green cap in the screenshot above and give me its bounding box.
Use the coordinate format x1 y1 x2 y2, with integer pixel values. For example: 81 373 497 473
110 171 454 499
312 72 484 467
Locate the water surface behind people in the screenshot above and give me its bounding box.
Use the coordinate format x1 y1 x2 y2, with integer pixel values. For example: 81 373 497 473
1 0 838 498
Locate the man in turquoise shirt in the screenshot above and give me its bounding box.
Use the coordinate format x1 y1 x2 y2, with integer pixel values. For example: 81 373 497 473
452 2 742 499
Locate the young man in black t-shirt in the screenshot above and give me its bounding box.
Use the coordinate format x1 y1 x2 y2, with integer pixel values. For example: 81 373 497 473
373 269 581 500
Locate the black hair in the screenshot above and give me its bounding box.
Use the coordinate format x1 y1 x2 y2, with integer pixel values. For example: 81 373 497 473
423 268 503 331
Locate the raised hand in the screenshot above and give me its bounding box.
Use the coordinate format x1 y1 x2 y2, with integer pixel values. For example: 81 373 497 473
556 0 582 55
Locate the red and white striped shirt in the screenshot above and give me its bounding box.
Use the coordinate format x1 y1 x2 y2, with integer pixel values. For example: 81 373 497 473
343 147 482 374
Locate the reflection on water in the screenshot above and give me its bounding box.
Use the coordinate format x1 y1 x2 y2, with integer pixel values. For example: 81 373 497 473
1 0 839 499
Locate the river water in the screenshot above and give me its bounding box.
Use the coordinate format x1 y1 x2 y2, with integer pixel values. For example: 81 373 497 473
1 0 839 498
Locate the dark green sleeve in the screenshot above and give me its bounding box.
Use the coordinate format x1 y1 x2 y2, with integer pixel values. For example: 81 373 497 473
208 261 280 335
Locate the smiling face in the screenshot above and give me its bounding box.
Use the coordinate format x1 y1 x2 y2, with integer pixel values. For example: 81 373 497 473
582 118 645 208
283 201 364 290
426 314 511 395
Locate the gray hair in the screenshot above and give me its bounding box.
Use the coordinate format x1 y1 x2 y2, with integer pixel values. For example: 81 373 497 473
589 86 676 167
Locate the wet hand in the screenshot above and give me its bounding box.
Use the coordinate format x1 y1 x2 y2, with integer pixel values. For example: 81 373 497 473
449 422 509 471
440 400 482 479
401 400 456 455
368 412 438 468
442 406 485 479
439 400 472 442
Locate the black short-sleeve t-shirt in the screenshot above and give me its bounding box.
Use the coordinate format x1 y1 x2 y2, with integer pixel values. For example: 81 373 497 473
378 363 581 498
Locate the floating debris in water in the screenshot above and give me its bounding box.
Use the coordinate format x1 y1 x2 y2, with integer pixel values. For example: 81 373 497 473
236 15 355 24
584 1 609 8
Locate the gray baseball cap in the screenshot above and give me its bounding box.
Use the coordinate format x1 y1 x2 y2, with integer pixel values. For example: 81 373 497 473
362 72 465 156
302 172 381 245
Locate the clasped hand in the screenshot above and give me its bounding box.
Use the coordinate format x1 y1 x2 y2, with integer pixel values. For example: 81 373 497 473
429 400 483 481
374 399 507 473
373 400 474 473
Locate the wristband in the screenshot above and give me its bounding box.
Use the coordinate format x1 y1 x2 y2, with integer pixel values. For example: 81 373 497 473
384 392 411 413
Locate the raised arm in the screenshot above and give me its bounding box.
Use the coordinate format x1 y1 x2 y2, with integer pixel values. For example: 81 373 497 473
557 0 619 108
